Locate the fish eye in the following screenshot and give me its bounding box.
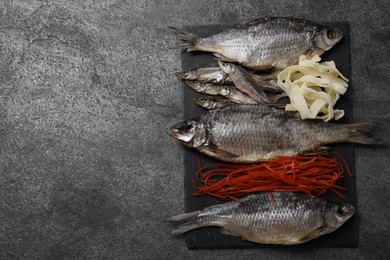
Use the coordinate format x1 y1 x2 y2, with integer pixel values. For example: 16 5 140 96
335 205 349 217
186 124 193 130
336 207 344 216
327 30 336 39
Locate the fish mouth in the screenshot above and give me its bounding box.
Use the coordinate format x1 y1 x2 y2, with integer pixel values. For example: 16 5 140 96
331 32 343 47
185 80 196 88
334 28 344 41
169 127 193 147
341 204 355 217
193 98 202 105
175 71 186 79
217 60 227 69
169 127 179 139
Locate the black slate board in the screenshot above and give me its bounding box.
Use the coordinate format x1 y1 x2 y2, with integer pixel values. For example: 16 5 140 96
181 22 357 249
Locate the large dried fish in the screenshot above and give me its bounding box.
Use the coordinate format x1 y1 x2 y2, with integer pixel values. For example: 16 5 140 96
170 105 377 163
167 192 355 245
171 17 343 70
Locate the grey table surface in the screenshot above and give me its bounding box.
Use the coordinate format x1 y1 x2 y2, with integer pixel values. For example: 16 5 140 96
0 0 389 259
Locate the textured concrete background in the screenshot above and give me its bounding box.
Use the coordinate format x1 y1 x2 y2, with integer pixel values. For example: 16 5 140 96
0 0 389 259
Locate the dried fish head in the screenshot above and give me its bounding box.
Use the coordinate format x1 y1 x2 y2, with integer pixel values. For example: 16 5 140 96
193 96 234 110
193 97 214 109
175 70 196 80
218 60 235 74
213 85 231 96
324 202 355 230
185 81 219 95
314 27 343 51
185 81 207 92
170 120 207 148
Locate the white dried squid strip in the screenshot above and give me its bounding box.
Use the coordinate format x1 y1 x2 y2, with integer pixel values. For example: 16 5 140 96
277 55 349 121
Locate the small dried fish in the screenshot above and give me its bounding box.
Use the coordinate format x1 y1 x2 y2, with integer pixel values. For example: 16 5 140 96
193 96 235 110
213 85 257 105
176 64 283 92
175 64 229 84
218 60 272 104
185 81 219 95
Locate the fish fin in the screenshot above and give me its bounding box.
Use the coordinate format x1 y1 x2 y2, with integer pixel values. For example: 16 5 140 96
167 211 202 235
170 223 202 235
251 78 283 93
265 104 286 110
213 54 237 63
344 122 380 145
267 92 288 103
252 71 280 81
236 17 270 29
208 143 239 159
245 63 275 71
220 228 240 237
302 146 330 156
166 211 200 223
241 71 275 104
298 227 326 244
169 27 199 51
223 102 238 107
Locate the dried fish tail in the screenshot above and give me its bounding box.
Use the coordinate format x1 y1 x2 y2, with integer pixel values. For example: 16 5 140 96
169 27 199 51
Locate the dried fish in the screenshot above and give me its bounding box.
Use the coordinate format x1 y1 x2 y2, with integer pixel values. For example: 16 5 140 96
171 18 343 70
170 105 377 163
168 192 355 245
